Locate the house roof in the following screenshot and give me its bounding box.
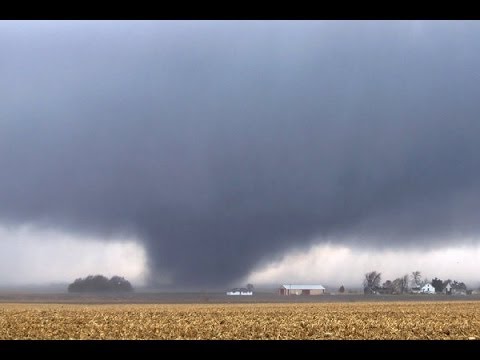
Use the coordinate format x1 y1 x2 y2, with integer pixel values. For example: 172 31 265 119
281 284 325 290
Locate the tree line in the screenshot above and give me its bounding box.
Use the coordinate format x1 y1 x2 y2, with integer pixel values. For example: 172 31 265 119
363 270 469 295
68 275 133 293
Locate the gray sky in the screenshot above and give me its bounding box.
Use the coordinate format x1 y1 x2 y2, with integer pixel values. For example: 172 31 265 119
1 20 480 288
0 224 146 286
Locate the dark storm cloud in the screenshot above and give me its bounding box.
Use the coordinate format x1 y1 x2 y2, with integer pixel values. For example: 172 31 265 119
1 20 480 286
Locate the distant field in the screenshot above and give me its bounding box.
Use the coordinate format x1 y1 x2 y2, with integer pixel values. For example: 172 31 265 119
1 291 480 304
1 302 480 339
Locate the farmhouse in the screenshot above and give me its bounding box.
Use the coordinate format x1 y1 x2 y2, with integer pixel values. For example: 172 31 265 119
420 283 435 294
279 284 325 296
226 288 253 296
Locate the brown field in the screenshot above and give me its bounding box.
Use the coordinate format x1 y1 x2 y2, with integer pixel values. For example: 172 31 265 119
1 301 480 339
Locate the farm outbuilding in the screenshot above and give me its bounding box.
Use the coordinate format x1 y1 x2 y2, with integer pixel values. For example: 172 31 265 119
279 284 325 296
226 288 253 296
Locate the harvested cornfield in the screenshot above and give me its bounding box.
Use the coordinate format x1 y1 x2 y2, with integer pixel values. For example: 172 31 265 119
1 301 480 339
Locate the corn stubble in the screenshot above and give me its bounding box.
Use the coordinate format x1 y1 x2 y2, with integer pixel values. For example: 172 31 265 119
1 302 479 340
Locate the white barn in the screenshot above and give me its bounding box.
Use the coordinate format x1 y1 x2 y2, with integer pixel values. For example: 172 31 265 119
420 283 435 294
279 284 325 296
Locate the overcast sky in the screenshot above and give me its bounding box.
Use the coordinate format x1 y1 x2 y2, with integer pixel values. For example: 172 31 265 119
1 20 480 289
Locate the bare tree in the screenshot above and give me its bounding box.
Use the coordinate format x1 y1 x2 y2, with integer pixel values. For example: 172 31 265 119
402 274 410 292
392 278 402 294
364 271 382 294
411 271 422 288
393 274 410 294
382 280 394 294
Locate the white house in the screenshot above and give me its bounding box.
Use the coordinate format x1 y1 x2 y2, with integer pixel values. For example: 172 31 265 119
226 288 253 296
420 283 435 294
279 284 326 296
